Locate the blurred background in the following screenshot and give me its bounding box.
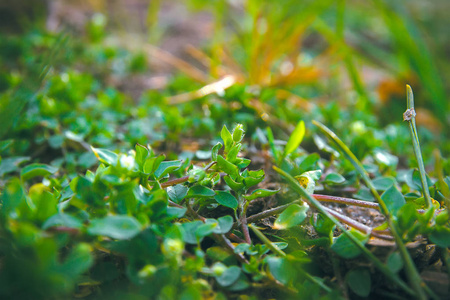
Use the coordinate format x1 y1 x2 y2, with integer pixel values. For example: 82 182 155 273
1 0 449 165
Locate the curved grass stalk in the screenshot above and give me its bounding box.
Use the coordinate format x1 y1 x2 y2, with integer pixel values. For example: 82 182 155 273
273 166 414 296
313 120 436 300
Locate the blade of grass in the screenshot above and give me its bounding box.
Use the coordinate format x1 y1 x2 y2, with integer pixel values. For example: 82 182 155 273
404 85 433 209
272 166 414 296
313 120 437 300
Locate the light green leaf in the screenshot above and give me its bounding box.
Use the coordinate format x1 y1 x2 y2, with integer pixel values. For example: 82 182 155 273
88 215 142 240
294 169 322 194
381 185 405 215
323 173 346 185
21 163 58 181
243 189 279 201
154 160 181 178
43 213 83 230
217 155 239 178
283 120 305 157
216 266 241 287
91 147 118 166
273 203 309 230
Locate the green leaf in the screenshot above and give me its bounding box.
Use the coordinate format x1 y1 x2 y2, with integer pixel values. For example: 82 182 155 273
429 227 450 248
144 154 165 175
181 221 203 244
242 169 265 188
88 215 142 240
215 215 233 234
214 191 238 209
167 184 189 203
60 243 94 278
273 203 309 230
266 256 293 285
243 189 279 201
217 155 239 178
216 266 241 287
20 163 58 181
323 173 345 185
167 206 187 218
226 143 241 163
397 203 417 231
294 169 322 194
154 160 181 178
283 120 305 157
372 176 396 191
331 229 369 259
187 185 215 198
91 147 118 165
135 143 149 169
221 125 233 151
346 268 371 297
381 185 405 215
387 252 404 273
211 142 223 161
232 124 245 143
0 156 30 177
223 175 245 191
43 213 83 229
196 221 217 239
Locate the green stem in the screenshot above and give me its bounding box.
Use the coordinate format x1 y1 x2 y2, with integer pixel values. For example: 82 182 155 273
248 224 332 293
405 85 433 209
313 120 437 300
273 166 414 296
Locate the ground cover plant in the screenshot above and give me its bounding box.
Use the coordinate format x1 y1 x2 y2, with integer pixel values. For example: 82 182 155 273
1 1 449 299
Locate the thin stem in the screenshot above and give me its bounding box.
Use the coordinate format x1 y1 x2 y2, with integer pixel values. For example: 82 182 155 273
313 194 379 209
249 224 333 294
404 85 433 209
313 120 435 300
273 166 414 296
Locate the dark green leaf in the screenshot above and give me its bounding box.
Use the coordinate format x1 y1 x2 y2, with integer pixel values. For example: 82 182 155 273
346 268 371 297
167 184 189 203
331 229 369 259
187 185 215 198
429 227 450 248
387 252 403 273
214 191 238 209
